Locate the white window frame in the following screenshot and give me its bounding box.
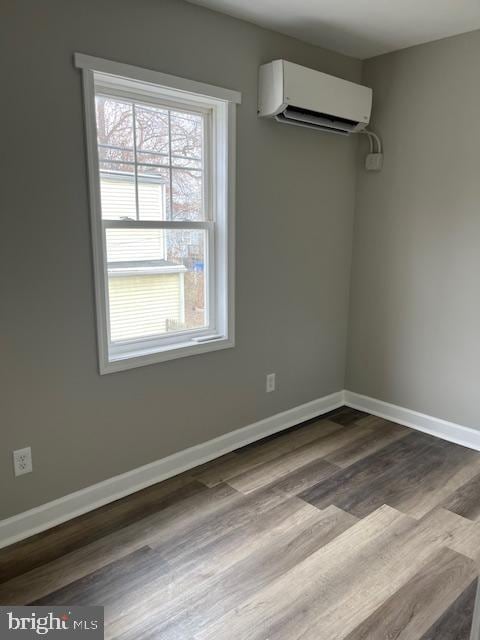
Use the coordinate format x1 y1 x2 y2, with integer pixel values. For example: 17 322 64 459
75 54 240 374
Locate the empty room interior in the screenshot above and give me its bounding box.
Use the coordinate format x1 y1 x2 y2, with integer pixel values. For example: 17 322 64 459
2 0 480 638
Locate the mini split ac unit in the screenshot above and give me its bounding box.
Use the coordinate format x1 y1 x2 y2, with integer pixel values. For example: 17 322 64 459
258 60 373 136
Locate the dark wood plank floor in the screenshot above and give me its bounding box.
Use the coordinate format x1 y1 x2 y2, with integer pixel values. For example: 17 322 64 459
1 407 480 639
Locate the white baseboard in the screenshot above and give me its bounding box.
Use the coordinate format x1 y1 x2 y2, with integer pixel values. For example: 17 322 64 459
0 390 344 550
344 390 480 452
4 389 477 551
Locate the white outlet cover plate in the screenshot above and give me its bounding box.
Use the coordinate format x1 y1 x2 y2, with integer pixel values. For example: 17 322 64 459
13 447 33 476
266 373 276 392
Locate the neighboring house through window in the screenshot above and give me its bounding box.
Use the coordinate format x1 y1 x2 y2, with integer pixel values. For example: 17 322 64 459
75 54 240 373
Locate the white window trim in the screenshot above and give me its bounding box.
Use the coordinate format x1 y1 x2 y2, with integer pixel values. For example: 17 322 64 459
75 54 240 374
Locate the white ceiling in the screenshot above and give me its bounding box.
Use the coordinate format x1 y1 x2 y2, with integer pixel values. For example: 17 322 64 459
188 0 480 59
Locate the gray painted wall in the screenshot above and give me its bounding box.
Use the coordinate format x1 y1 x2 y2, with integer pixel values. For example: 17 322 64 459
347 30 480 428
1 0 360 518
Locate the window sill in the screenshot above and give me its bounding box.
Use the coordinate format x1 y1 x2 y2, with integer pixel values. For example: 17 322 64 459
100 336 234 374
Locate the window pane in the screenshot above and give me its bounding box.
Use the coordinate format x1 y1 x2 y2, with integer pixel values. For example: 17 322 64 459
99 146 134 164
96 96 134 163
99 163 136 220
135 104 169 159
137 165 170 221
171 168 203 221
137 150 168 166
171 111 203 169
105 228 207 342
165 229 206 331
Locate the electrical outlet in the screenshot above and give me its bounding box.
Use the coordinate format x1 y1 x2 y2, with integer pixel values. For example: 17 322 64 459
266 373 276 393
13 447 32 477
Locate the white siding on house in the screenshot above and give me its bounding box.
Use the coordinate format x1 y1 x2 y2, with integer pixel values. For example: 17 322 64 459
102 174 183 342
100 174 167 221
100 174 137 220
138 177 168 221
106 228 167 263
108 273 183 341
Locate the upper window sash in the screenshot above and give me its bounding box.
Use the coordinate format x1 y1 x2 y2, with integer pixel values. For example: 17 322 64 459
96 93 209 223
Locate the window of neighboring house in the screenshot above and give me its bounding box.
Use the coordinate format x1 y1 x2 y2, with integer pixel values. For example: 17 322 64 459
75 54 241 373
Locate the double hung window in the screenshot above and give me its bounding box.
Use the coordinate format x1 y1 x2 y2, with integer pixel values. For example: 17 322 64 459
76 55 240 373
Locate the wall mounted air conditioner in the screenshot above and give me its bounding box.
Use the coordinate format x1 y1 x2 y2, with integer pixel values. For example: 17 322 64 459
258 60 372 136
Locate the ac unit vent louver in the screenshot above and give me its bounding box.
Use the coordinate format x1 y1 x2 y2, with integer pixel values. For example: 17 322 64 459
275 106 359 136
